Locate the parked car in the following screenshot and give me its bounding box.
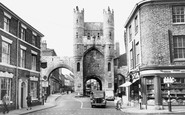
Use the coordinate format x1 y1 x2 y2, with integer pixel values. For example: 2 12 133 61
105 90 115 101
91 90 106 108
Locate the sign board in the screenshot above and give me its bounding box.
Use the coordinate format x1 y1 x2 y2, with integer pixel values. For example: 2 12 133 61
42 81 48 87
163 77 175 84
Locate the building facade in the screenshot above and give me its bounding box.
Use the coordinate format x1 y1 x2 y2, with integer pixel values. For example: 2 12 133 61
41 40 62 95
125 0 185 109
73 6 115 95
0 3 44 111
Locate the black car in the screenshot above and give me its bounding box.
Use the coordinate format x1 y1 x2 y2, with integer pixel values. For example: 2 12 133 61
90 90 106 108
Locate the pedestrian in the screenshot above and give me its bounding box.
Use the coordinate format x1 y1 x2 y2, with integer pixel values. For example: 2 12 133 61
26 93 32 110
2 93 10 114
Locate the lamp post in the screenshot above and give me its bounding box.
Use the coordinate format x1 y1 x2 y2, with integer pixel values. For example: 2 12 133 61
163 77 175 112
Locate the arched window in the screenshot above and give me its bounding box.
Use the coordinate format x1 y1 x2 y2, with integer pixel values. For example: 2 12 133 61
108 62 111 71
77 62 80 71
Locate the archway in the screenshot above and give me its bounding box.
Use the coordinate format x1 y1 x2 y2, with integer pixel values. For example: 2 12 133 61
84 76 102 96
83 48 104 95
115 74 126 95
45 66 74 96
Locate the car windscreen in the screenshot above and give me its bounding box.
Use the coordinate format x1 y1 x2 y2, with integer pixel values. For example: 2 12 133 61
93 92 104 98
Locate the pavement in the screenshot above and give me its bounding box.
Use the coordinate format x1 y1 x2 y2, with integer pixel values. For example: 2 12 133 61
4 93 62 115
121 104 185 114
3 93 185 115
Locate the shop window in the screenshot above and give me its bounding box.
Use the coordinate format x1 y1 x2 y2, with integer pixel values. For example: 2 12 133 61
77 62 80 71
146 78 154 105
162 77 185 105
0 78 12 101
30 81 37 99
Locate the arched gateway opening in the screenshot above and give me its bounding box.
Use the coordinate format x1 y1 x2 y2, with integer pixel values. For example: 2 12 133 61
42 58 74 97
83 48 104 95
84 76 102 96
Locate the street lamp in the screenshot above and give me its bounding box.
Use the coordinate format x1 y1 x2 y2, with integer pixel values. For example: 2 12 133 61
163 77 175 112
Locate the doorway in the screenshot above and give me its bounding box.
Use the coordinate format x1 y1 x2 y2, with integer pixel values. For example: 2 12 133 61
21 82 26 108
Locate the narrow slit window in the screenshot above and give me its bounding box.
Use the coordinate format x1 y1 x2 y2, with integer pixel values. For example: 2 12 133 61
108 62 111 71
77 62 80 71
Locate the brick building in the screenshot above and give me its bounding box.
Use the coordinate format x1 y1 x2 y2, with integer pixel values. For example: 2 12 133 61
124 0 185 109
0 3 44 111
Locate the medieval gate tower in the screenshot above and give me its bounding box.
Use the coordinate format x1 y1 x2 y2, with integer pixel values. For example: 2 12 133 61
73 6 115 95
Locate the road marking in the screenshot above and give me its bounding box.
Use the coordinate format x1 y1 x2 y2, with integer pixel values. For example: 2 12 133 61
73 98 83 109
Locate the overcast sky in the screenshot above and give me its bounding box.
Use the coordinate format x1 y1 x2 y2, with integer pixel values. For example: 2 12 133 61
1 0 141 58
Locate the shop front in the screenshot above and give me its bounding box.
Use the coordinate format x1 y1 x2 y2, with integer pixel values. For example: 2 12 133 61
140 66 185 110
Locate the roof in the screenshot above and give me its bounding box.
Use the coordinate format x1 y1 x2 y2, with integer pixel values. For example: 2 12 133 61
0 2 44 37
124 0 185 28
42 48 57 56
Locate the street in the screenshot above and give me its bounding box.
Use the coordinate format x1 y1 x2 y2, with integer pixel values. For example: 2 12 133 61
24 93 125 115
22 93 185 115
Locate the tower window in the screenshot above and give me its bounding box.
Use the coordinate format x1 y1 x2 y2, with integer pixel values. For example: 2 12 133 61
108 62 111 71
76 32 78 38
76 19 78 23
98 33 100 39
109 32 111 39
87 33 90 39
77 62 80 71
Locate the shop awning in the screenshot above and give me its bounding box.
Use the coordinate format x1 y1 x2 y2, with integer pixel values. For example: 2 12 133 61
119 78 140 87
119 81 132 87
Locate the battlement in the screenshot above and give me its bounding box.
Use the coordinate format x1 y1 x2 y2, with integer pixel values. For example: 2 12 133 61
74 6 84 14
103 6 114 15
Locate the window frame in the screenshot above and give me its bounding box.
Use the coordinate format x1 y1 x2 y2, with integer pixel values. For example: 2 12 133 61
173 35 185 59
135 16 138 35
2 41 10 64
129 25 132 42
130 49 133 69
135 42 140 65
172 6 185 23
20 49 26 68
4 16 10 32
31 54 37 71
0 77 12 102
30 81 37 99
20 27 26 41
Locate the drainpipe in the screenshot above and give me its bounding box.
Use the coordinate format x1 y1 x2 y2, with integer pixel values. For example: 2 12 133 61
16 20 20 109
